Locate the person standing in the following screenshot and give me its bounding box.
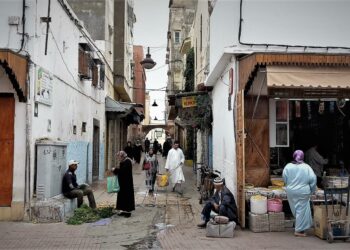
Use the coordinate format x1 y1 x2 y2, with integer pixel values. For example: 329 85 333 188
162 137 172 158
62 160 96 209
144 137 150 153
124 141 134 161
153 139 159 154
283 150 317 237
133 140 143 164
305 143 328 188
197 177 238 228
143 148 159 193
165 141 185 194
113 151 135 217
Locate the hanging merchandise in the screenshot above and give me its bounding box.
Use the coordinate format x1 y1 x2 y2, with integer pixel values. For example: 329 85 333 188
295 101 301 118
307 101 312 120
330 101 335 114
318 101 325 115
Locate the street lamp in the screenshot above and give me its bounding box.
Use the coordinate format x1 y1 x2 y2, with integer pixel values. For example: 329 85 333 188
152 100 158 107
140 47 156 69
154 116 158 120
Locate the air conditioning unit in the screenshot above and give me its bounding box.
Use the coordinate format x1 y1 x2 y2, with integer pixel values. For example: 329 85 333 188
36 140 68 200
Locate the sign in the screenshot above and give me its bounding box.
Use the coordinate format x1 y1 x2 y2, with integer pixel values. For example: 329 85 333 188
35 67 53 106
181 96 197 108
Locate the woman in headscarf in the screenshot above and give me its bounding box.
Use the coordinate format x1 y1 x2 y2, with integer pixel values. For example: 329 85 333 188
124 141 134 161
282 150 317 237
143 148 159 194
133 140 143 164
112 151 135 217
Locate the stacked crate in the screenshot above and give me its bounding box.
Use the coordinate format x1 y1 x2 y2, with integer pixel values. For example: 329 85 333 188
269 212 285 232
249 212 269 232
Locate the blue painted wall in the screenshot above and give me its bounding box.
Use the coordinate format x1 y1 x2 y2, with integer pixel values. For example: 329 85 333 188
67 140 105 184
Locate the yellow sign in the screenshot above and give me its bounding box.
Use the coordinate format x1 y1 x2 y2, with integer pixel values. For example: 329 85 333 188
182 96 197 108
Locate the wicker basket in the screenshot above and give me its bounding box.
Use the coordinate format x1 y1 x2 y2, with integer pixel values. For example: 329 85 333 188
269 212 285 232
249 212 269 233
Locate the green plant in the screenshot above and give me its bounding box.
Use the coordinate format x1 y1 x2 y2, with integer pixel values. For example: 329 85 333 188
66 205 114 225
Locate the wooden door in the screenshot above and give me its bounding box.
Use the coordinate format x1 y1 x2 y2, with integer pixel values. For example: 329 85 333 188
92 125 100 181
0 94 15 206
235 90 245 227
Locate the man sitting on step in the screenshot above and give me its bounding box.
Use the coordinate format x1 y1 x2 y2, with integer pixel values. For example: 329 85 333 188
197 177 238 228
62 160 96 209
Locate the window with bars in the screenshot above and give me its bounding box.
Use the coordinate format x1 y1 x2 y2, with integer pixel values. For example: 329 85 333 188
174 31 181 44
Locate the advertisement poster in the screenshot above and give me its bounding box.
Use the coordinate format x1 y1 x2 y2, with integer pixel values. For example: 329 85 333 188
36 67 53 106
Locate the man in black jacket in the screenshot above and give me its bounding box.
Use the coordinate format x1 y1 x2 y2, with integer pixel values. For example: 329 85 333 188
62 160 96 209
197 177 238 228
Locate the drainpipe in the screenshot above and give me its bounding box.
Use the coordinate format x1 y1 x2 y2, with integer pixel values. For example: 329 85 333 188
25 63 33 220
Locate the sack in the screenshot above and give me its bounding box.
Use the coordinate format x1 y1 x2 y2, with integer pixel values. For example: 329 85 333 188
157 174 169 187
143 161 151 170
206 219 236 238
107 176 120 193
214 216 229 224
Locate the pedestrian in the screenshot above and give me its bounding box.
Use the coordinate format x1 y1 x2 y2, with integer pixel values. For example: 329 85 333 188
143 148 159 194
162 137 172 158
62 160 96 209
283 150 317 237
144 137 150 153
124 141 134 161
305 142 328 188
133 140 143 164
197 177 238 228
153 139 159 154
112 151 135 218
165 140 185 194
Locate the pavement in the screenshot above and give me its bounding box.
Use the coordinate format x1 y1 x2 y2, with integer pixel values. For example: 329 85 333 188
0 154 349 249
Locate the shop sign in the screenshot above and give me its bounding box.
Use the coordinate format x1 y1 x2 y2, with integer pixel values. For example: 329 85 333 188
35 67 53 106
182 96 197 108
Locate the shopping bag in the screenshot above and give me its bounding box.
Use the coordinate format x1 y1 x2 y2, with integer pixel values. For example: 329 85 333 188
156 174 169 187
107 176 120 193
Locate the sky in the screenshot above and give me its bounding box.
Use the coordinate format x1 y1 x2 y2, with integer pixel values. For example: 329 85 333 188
133 0 169 122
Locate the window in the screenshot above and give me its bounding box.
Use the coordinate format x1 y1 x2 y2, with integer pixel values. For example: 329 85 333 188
82 122 87 132
99 64 105 89
174 31 181 44
269 99 289 147
78 44 93 79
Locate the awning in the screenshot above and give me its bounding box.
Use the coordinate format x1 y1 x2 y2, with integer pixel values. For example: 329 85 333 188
105 97 144 124
267 66 350 89
0 49 28 102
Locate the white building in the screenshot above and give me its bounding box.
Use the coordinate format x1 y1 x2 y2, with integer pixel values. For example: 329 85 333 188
0 0 105 220
207 0 350 227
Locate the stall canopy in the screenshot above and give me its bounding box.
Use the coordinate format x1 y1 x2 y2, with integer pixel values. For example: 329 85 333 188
105 97 144 124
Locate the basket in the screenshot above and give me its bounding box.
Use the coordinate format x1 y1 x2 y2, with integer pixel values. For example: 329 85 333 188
269 212 285 232
249 212 269 233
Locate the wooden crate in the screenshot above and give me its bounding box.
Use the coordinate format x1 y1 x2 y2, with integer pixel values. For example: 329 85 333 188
249 212 269 233
269 212 285 232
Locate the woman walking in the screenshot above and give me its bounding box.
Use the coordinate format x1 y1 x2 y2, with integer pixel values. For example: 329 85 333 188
283 150 317 237
143 148 159 193
113 151 135 217
124 141 134 161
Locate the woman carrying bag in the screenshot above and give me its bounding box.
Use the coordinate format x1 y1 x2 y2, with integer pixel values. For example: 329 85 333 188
143 148 159 194
112 151 135 218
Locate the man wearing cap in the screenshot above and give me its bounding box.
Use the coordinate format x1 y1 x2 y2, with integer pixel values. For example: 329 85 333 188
197 177 238 228
62 160 96 209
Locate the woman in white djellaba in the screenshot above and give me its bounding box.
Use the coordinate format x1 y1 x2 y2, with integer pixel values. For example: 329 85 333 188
283 150 317 237
165 140 185 194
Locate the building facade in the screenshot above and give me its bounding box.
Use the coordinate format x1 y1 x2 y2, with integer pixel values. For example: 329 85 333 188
0 0 105 220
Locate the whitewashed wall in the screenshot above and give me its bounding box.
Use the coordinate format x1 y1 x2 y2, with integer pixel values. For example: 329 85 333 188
0 0 106 205
211 60 237 197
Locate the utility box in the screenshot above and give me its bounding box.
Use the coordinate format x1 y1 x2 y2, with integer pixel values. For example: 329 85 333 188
36 140 68 200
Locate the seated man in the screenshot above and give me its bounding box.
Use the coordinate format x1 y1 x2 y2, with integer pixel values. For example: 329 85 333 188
62 160 96 209
197 177 238 228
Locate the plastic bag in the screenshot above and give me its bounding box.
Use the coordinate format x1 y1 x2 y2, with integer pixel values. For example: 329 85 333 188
156 174 169 187
107 176 120 193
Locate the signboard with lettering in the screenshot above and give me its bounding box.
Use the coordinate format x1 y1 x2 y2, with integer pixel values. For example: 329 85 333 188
182 96 197 108
35 67 53 106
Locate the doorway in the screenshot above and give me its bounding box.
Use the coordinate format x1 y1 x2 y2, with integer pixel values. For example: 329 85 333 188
0 94 15 206
92 119 100 182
